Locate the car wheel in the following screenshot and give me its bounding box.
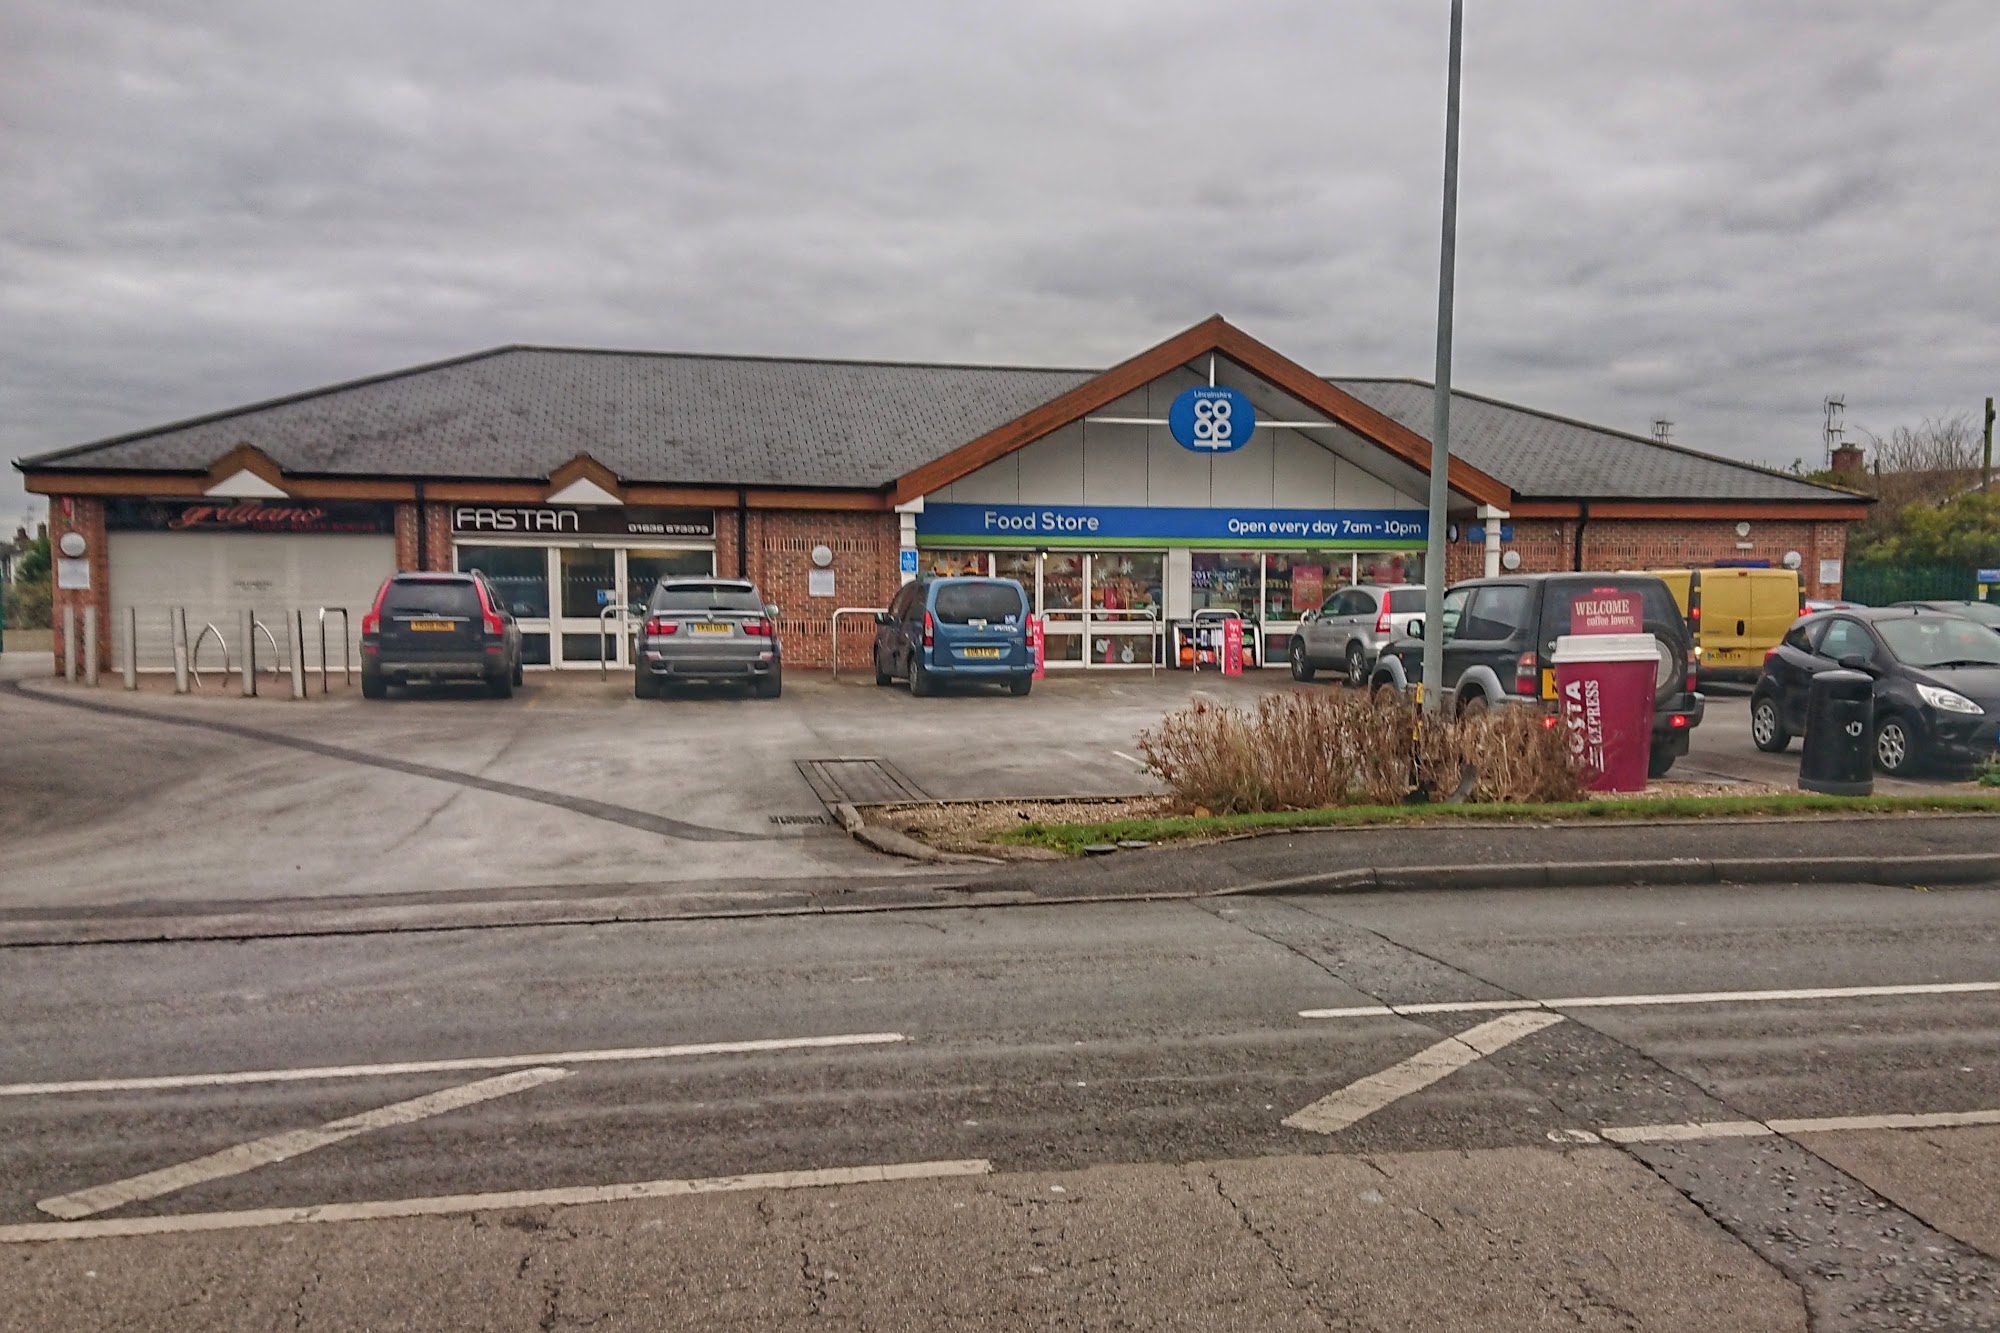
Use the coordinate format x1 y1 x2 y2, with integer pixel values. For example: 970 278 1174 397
487 668 513 699
909 659 933 697
1646 746 1677 779
634 668 659 700
1344 642 1367 689
361 670 387 701
1010 673 1032 697
1875 715 1918 775
874 650 892 687
512 659 524 687
1371 679 1401 706
756 667 783 699
1457 690 1489 719
1290 641 1316 682
1750 695 1790 752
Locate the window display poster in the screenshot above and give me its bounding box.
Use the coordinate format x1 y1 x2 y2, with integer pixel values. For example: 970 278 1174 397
1292 565 1324 613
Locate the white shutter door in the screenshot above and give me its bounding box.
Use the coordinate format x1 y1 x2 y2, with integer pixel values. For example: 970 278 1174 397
108 533 396 671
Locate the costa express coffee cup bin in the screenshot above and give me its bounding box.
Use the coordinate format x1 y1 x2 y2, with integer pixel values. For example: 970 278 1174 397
1551 633 1658 792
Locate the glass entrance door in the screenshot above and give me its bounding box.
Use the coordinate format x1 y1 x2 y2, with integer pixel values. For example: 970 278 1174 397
556 546 620 666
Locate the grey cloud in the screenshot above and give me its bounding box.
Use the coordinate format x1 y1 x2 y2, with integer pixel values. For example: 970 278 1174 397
4 0 1998 524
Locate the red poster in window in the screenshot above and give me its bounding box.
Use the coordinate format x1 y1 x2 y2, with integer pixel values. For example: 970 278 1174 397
1028 616 1045 679
1293 565 1325 612
1222 618 1244 676
1570 590 1642 635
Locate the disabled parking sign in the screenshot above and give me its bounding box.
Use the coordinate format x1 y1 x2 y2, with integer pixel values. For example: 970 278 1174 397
899 549 919 574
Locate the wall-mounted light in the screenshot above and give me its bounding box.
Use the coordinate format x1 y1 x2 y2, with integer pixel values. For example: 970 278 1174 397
810 544 834 569
1783 550 1803 570
1735 521 1752 538
58 532 86 558
1501 549 1523 571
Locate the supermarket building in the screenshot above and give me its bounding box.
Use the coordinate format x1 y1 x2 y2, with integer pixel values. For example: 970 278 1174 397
16 317 1867 675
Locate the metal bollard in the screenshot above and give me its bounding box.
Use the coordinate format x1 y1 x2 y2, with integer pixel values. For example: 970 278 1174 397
241 607 257 697
123 607 138 690
83 605 99 685
63 605 77 683
172 609 190 694
288 610 306 700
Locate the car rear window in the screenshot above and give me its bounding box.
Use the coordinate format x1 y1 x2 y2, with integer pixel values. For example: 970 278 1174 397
1541 580 1683 639
652 584 765 612
933 581 1025 625
1387 589 1427 614
382 580 481 616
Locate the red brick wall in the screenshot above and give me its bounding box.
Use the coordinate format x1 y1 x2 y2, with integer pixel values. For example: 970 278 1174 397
1445 517 1851 597
716 508 900 669
394 502 452 571
48 496 111 678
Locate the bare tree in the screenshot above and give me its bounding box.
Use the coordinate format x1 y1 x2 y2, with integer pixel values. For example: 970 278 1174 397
1858 413 1982 512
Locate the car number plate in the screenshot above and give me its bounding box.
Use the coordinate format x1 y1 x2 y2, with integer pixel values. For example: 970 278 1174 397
409 620 454 632
962 647 1002 659
690 623 732 635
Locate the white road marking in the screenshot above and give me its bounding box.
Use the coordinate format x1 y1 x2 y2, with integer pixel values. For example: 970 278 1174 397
37 1067 570 1220
1111 750 1145 769
0 1032 906 1099
1598 1107 2000 1145
1283 1010 1565 1135
0 1159 994 1245
1299 980 2000 1021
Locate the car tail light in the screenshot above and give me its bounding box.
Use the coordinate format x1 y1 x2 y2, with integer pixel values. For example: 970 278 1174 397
1376 605 1392 634
1669 713 1689 729
361 579 389 637
1541 714 1560 730
1690 605 1700 621
645 617 677 635
1515 651 1537 694
472 581 505 636
923 611 934 648
743 618 774 637
1763 646 1780 665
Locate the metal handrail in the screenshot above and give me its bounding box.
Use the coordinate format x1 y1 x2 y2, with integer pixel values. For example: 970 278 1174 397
317 607 351 692
598 601 634 680
189 623 229 688
829 606 888 682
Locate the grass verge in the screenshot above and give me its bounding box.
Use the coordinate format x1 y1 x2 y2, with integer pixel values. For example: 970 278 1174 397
996 792 2000 855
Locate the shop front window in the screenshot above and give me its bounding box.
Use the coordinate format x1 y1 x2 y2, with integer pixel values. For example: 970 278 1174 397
559 547 618 618
1191 553 1260 618
1359 551 1424 588
1042 553 1084 611
921 549 990 578
626 549 713 607
1090 552 1163 618
1263 552 1354 621
994 551 1037 602
458 545 550 619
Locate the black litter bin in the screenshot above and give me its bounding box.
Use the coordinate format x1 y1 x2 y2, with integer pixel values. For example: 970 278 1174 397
1799 668 1875 795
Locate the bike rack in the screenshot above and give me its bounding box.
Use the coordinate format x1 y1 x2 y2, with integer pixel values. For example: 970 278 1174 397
188 623 229 689
247 616 285 696
598 602 634 681
317 607 351 692
829 607 887 682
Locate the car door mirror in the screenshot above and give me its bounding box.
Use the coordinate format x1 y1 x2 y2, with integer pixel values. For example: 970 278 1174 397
1404 618 1425 641
1837 653 1876 675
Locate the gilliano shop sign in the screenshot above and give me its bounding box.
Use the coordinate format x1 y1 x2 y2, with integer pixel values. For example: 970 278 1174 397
450 505 715 539
104 498 396 534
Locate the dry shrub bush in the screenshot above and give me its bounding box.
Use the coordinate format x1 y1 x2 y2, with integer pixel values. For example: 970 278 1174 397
1139 690 1588 814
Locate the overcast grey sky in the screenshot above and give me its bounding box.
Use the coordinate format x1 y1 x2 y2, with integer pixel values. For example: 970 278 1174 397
5 1 1997 525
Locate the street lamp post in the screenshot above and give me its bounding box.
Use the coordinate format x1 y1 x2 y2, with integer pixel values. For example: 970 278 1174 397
1420 0 1464 716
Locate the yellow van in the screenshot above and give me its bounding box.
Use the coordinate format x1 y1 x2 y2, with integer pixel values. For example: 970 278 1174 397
1649 568 1805 684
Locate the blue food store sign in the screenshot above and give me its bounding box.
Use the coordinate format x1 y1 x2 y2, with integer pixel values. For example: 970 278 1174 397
1167 386 1256 454
917 502 1426 549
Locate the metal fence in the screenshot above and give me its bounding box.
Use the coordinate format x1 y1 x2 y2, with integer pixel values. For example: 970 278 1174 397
1843 564 1989 606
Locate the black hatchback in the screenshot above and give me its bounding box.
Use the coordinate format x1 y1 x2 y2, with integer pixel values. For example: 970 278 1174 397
361 571 524 699
1751 607 2000 775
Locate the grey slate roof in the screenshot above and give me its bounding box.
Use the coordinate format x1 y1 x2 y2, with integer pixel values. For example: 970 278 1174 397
17 345 1857 505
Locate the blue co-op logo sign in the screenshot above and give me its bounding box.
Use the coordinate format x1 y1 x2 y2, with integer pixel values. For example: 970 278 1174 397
1168 386 1256 454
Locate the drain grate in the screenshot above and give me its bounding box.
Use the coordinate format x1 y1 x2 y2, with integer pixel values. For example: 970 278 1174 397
796 758 930 807
768 813 831 826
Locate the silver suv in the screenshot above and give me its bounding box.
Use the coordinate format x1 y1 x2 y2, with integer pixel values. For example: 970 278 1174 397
634 577 782 699
1290 583 1426 687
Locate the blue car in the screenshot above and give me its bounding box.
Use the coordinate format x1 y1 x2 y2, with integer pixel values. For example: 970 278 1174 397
873 576 1034 696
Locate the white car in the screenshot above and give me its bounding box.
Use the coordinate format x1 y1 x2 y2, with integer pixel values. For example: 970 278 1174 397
1290 583 1427 687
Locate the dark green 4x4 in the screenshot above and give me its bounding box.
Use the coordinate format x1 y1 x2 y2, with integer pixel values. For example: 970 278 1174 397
1369 573 1706 778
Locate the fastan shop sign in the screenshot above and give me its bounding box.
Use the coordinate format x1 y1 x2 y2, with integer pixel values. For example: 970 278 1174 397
105 498 396 534
449 505 714 539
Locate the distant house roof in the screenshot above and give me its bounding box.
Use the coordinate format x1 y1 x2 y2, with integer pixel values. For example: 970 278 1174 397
16 343 1858 506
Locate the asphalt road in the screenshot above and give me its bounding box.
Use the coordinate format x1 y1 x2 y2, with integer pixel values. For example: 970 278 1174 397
6 883 2000 1329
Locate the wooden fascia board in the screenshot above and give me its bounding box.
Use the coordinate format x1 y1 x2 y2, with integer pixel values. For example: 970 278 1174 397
1586 501 1872 522
204 442 286 489
547 452 625 494
889 315 1512 509
22 472 207 497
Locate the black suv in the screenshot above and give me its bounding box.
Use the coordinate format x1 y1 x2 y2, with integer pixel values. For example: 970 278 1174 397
1370 573 1705 777
361 571 524 699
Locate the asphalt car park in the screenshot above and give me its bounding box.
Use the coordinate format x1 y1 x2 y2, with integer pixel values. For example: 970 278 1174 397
0 655 1969 921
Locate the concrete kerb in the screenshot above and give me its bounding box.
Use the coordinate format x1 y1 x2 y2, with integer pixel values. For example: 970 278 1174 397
1212 852 2000 898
